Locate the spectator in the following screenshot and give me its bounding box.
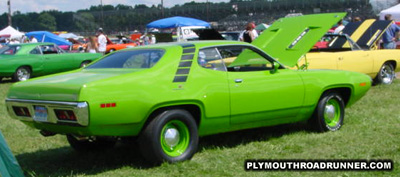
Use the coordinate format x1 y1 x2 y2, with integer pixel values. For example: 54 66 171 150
86 36 99 53
239 22 256 43
97 28 107 55
29 36 38 43
382 14 400 49
353 17 362 22
333 19 345 34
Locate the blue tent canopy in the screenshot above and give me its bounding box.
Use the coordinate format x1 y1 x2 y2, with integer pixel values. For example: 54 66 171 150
146 16 210 29
26 31 72 46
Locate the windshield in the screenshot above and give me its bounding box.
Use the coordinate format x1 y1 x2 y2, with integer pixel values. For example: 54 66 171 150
0 45 21 55
86 49 165 69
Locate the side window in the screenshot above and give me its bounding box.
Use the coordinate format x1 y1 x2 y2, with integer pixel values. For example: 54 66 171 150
40 45 58 55
30 47 41 55
198 48 226 71
217 46 273 72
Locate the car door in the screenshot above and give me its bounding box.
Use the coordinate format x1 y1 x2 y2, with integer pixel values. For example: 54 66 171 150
41 44 71 74
216 45 305 125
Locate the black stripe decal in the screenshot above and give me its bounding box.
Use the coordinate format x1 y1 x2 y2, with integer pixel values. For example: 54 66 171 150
181 54 194 60
179 43 195 48
357 20 392 48
179 61 192 67
342 21 363 36
173 76 188 82
183 48 196 53
176 68 190 75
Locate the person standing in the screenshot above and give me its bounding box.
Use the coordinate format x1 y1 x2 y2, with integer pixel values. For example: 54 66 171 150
382 14 400 49
29 36 38 43
86 36 99 53
333 20 345 34
97 28 107 54
239 23 256 43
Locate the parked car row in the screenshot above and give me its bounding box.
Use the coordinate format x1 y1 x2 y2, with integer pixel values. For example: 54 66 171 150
1 13 395 164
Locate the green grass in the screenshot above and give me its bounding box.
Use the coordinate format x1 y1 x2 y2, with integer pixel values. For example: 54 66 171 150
0 80 399 177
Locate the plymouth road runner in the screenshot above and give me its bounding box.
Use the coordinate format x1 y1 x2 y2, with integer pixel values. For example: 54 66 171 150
5 13 371 164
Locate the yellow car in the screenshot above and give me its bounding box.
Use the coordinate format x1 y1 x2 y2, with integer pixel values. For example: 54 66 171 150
298 19 400 85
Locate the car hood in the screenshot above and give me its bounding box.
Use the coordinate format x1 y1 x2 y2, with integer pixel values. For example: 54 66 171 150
7 69 139 101
340 19 392 49
231 13 346 67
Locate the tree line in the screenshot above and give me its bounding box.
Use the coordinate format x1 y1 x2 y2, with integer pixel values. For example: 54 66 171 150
0 0 374 33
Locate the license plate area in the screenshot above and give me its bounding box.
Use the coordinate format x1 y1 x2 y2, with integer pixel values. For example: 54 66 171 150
34 106 48 122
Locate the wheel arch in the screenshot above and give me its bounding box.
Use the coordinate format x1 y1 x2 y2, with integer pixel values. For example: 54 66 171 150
140 101 204 134
321 86 352 106
385 60 397 69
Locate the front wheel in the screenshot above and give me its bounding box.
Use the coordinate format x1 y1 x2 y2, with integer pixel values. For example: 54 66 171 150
139 109 198 164
309 92 345 132
13 66 31 82
374 63 395 85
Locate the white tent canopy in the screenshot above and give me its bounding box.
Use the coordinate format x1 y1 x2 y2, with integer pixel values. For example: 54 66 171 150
59 33 79 39
379 4 400 21
0 26 24 39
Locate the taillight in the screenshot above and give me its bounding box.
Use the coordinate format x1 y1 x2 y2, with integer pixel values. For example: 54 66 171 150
55 110 77 121
12 106 31 117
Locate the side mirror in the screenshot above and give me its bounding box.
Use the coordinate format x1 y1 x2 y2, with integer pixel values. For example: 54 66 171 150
270 62 280 74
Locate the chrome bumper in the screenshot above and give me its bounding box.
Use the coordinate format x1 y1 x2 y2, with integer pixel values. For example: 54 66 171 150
5 98 89 126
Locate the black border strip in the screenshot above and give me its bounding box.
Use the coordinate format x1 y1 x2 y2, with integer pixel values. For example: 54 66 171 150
176 68 190 75
173 76 188 82
181 54 194 60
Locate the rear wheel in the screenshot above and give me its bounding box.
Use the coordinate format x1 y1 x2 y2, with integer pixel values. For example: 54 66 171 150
109 49 115 53
13 66 31 82
66 135 117 152
0 77 3 82
309 92 345 132
139 109 198 164
80 61 91 68
374 62 395 85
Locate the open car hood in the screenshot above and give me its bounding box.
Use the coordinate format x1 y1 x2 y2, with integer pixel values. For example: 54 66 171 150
338 19 392 49
192 29 225 40
232 13 346 67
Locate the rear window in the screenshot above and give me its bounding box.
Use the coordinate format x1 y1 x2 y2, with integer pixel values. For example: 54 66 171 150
0 45 21 55
86 49 165 69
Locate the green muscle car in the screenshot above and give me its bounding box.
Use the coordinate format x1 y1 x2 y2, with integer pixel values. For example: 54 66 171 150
0 42 102 82
5 13 371 164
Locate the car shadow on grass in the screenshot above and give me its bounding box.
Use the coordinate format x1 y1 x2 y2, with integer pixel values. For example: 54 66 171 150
15 122 310 176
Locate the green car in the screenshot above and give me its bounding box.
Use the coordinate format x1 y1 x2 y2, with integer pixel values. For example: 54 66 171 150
5 13 371 164
0 42 102 82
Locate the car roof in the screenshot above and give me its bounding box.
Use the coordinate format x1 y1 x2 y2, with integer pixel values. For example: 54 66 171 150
123 40 250 51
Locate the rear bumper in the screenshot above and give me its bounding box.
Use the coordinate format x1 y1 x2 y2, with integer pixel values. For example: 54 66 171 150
5 98 89 126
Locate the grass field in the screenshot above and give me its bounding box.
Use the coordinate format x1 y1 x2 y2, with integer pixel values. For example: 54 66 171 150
0 79 399 177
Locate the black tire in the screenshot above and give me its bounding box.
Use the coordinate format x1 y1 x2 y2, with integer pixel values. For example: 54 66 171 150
0 77 3 83
308 91 345 132
109 49 115 53
12 66 31 82
374 62 395 85
66 135 117 152
139 109 198 164
80 61 91 68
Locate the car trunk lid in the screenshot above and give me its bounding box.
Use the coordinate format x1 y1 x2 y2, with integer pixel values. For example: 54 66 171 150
7 69 141 101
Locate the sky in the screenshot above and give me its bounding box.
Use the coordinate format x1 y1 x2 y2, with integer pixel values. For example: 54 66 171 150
0 0 229 14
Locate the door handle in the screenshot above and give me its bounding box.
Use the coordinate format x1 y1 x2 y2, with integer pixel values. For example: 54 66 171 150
234 79 243 83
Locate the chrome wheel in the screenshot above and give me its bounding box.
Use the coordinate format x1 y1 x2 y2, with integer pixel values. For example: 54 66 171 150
15 67 31 81
380 64 395 85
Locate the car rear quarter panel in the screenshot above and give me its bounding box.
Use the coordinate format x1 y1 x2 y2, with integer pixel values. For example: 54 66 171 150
298 69 371 109
369 50 400 76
